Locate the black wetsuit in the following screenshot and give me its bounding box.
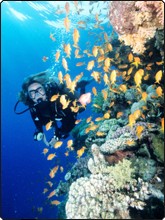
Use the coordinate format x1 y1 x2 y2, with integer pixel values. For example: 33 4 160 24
30 82 85 139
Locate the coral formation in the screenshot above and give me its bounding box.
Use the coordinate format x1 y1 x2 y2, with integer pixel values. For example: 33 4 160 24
65 144 162 219
109 1 164 54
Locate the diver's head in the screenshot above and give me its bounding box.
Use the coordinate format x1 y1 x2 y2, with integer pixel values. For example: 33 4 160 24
28 82 47 104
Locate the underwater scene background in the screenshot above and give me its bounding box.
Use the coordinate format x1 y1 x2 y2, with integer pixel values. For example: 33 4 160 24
1 1 164 219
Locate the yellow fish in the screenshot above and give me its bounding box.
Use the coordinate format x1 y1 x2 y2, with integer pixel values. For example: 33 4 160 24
156 60 164 65
46 181 53 187
107 43 113 52
64 43 71 58
51 200 61 205
156 86 163 97
67 139 73 148
134 70 143 87
87 60 95 70
128 52 133 62
99 48 105 55
133 109 141 120
92 46 98 57
50 93 60 102
45 120 53 131
155 70 162 84
116 112 123 118
96 131 106 136
104 57 110 68
47 153 56 161
127 67 134 75
103 73 109 85
160 118 164 133
104 112 110 119
77 146 86 158
91 71 101 83
54 141 63 149
73 28 80 46
128 114 136 128
95 117 104 122
55 50 60 62
93 104 101 109
141 92 148 102
47 189 56 199
102 89 108 100
131 57 141 68
86 116 92 123
136 125 144 139
119 84 127 93
62 58 69 72
76 62 85 66
97 55 105 63
58 71 63 84
64 17 70 32
110 70 117 85
42 148 49 155
92 87 97 96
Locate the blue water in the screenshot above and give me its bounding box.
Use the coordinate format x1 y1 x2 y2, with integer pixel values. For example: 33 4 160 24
1 1 115 219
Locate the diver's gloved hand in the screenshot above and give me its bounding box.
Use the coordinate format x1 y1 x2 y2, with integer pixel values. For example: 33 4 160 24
49 135 59 147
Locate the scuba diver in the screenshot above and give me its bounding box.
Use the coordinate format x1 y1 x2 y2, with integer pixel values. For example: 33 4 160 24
14 71 92 147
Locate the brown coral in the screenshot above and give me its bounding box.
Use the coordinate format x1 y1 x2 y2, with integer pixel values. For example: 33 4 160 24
104 150 134 165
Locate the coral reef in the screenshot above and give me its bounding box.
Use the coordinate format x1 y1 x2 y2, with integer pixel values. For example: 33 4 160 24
65 144 163 219
109 1 164 54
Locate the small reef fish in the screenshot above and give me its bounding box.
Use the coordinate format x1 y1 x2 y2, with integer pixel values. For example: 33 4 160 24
64 151 69 156
67 139 74 150
116 112 123 118
104 112 110 119
47 153 56 161
73 28 80 46
155 70 162 84
103 73 109 85
96 131 106 136
64 17 70 32
160 118 164 133
77 146 86 158
43 188 48 194
92 46 98 57
110 70 117 85
102 89 108 100
58 71 63 84
156 86 163 97
141 92 148 102
136 125 144 139
45 120 53 131
87 60 95 70
104 57 111 68
50 200 61 205
91 71 101 83
131 57 141 68
42 148 49 155
46 181 53 187
92 87 97 96
47 189 56 199
50 93 60 102
62 58 69 71
55 51 60 62
54 141 63 149
86 116 92 123
128 52 133 62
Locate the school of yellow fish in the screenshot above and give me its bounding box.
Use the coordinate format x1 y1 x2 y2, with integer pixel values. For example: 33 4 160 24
40 1 164 209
